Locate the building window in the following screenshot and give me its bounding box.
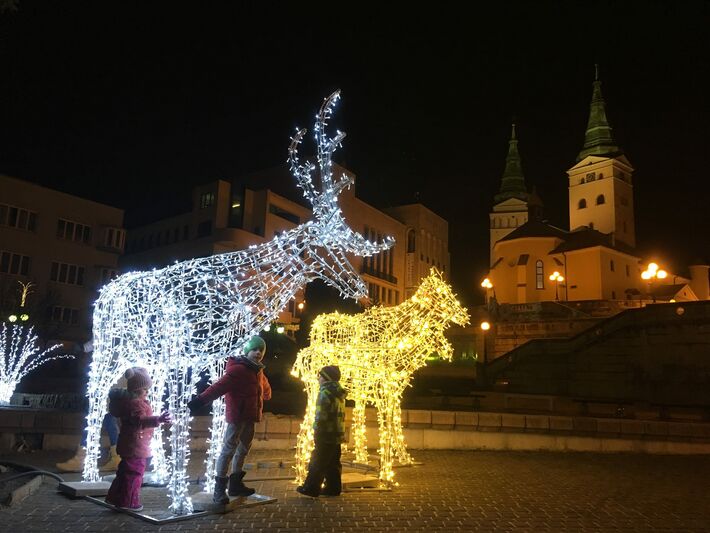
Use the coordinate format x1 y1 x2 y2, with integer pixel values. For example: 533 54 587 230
268 204 300 224
610 260 615 272
611 290 616 299
200 192 215 209
535 260 544 289
623 221 627 232
57 218 92 243
100 268 118 285
0 204 37 232
103 227 125 250
578 199 587 209
50 261 85 286
589 222 594 229
596 194 605 205
0 251 30 276
585 172 596 183
50 306 79 325
407 229 416 253
197 220 212 237
625 264 630 277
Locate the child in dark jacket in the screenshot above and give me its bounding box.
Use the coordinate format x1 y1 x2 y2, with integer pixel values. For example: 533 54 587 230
187 335 272 503
297 365 347 497
105 367 171 511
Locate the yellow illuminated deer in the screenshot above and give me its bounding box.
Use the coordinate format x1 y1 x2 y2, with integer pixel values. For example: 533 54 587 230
292 268 469 485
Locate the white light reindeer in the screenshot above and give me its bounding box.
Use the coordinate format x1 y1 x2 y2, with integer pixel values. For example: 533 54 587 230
292 269 469 486
84 91 393 515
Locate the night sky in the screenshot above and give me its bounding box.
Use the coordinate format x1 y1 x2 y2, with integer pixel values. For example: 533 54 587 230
1 1 709 305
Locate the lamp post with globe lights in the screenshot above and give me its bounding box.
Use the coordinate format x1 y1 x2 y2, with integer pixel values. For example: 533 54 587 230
549 271 564 301
641 262 667 303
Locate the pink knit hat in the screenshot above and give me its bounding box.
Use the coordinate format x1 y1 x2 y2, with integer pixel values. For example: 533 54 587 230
125 367 152 392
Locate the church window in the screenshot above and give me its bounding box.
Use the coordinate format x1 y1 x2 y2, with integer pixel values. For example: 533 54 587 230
407 229 416 253
599 173 604 179
610 260 615 272
578 199 587 209
596 194 605 205
612 290 616 299
535 260 544 289
585 172 596 183
625 264 630 277
623 221 627 232
589 222 594 229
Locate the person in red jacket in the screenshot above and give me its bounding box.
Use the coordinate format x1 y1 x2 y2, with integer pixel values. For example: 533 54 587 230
188 335 271 503
105 367 171 511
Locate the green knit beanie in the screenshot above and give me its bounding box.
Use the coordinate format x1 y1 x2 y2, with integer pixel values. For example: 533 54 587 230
243 335 266 355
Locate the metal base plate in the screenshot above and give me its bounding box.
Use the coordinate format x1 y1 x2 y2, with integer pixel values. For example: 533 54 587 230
83 492 277 523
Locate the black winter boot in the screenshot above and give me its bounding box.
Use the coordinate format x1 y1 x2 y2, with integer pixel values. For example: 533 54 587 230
228 471 255 496
213 476 230 504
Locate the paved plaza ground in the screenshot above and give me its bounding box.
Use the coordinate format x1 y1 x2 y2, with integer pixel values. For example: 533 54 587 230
2 449 710 532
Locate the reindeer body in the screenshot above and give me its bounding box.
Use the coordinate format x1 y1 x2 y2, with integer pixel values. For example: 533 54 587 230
293 269 469 485
83 91 393 515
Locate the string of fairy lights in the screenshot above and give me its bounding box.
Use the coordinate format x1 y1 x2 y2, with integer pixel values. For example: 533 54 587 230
83 91 393 515
0 324 67 404
292 268 469 485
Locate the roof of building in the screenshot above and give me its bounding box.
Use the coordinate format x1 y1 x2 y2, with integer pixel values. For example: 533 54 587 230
497 219 638 257
576 66 624 162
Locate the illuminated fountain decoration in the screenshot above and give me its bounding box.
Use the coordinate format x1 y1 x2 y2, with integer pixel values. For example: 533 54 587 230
292 268 469 486
83 90 394 515
0 323 67 404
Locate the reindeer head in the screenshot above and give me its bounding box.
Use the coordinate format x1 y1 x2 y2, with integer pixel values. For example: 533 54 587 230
288 91 394 300
412 268 470 327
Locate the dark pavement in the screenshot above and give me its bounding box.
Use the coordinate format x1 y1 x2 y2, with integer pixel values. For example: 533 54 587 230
2 449 710 532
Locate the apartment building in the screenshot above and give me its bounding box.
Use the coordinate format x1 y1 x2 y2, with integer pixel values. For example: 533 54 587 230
0 175 125 343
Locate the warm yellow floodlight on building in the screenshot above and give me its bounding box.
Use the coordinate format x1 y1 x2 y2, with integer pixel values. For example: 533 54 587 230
291 268 469 486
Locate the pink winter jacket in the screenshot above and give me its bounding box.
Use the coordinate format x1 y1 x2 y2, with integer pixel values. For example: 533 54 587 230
109 393 160 458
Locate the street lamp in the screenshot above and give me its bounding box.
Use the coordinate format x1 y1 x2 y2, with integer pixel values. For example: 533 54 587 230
479 320 491 386
641 262 667 302
549 271 564 301
480 278 493 310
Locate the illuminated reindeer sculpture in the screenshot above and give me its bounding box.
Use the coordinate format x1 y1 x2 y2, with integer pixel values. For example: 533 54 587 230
83 91 393 515
292 269 469 486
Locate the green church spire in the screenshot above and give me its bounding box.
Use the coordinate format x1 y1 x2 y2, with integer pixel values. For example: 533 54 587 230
494 122 528 203
576 65 623 162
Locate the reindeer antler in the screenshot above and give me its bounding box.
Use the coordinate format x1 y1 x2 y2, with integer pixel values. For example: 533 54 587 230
288 127 318 202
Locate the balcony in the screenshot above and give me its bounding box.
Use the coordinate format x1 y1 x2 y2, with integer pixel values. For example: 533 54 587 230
360 264 397 284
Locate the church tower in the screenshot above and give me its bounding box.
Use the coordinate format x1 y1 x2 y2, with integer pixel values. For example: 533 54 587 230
489 123 542 264
567 66 636 247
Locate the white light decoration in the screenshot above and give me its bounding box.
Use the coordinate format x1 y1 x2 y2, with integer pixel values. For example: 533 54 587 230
0 323 67 404
83 90 394 515
292 269 469 486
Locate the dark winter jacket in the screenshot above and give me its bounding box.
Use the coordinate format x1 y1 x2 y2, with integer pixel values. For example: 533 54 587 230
108 389 160 458
198 356 272 423
313 380 347 443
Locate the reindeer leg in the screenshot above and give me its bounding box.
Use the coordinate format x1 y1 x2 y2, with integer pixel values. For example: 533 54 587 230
295 381 319 485
352 400 368 464
83 355 114 482
391 387 413 466
203 360 226 494
377 394 396 487
165 364 194 516
148 369 169 484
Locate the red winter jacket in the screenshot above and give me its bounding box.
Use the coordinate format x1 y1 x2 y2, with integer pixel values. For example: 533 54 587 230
198 357 272 423
109 393 160 458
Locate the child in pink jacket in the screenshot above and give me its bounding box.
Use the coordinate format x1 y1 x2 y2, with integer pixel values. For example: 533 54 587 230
105 367 171 511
